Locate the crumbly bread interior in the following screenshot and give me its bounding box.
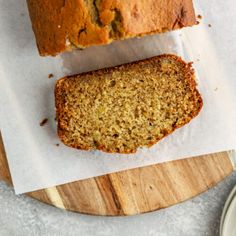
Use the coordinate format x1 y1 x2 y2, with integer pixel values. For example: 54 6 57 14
55 55 203 153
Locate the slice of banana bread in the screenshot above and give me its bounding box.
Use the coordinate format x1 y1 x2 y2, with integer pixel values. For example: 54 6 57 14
55 55 203 154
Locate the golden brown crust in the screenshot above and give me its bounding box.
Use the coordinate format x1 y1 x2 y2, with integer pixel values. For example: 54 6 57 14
55 54 203 154
27 0 196 56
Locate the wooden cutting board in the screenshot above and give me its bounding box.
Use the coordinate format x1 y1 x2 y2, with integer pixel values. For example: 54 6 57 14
0 134 234 216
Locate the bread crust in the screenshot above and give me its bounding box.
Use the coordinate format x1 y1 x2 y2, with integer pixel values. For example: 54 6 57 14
55 54 203 154
27 0 196 56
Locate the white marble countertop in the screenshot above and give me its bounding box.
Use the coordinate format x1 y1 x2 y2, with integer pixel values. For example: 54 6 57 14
0 171 235 236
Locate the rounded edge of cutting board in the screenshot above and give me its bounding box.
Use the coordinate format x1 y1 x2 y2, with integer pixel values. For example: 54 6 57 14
0 135 233 216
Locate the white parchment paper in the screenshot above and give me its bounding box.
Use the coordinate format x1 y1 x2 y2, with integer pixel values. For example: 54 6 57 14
0 0 236 194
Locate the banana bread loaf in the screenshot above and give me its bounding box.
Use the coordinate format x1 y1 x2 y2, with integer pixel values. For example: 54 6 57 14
55 54 203 153
27 0 197 56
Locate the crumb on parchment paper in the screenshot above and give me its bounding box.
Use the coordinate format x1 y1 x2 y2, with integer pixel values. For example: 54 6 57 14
48 73 54 79
197 14 202 20
40 118 48 126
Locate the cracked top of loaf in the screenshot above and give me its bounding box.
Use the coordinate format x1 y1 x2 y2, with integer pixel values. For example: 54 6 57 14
27 0 196 56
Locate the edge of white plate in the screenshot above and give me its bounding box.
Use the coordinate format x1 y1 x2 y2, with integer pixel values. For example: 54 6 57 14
220 185 236 236
222 193 236 236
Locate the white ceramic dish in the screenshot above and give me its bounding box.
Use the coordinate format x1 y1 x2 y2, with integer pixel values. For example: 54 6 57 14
221 187 236 236
220 185 236 236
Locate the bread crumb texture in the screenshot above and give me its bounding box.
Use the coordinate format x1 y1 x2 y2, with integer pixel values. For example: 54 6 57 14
55 55 203 154
27 0 196 56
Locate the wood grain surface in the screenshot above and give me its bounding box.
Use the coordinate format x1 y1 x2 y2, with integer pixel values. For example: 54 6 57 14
0 134 233 216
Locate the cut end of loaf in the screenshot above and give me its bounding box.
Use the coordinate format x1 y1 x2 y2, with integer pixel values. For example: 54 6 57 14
55 54 203 154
